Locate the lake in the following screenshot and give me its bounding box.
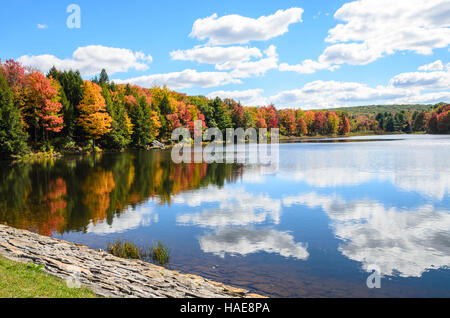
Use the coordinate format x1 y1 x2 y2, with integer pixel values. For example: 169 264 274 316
1 134 449 297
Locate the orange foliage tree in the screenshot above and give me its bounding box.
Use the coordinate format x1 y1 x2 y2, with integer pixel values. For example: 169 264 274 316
78 81 112 147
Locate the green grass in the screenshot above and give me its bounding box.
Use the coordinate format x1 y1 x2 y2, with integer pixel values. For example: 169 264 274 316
107 239 142 260
150 241 171 267
107 239 171 267
0 256 97 298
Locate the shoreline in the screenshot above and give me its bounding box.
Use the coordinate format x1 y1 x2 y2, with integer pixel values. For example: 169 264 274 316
0 224 264 298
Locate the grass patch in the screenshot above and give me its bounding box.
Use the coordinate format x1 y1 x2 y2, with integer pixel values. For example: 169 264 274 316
107 239 171 267
107 239 141 260
0 256 96 298
150 241 171 267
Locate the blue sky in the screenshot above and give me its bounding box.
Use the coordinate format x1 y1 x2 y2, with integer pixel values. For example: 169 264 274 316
1 0 449 109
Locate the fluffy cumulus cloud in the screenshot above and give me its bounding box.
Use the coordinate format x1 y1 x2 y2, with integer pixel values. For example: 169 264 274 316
270 80 410 109
171 45 278 79
199 228 309 260
194 64 450 108
190 8 304 45
418 60 444 71
207 89 268 106
115 69 241 89
389 69 450 90
18 45 153 77
270 64 450 108
119 45 278 89
283 0 450 74
283 192 450 278
279 59 335 74
217 45 278 78
170 45 262 65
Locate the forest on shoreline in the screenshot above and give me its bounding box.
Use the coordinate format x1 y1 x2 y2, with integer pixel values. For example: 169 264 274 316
1 59 449 159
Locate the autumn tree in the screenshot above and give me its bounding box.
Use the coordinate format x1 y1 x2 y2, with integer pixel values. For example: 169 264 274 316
303 111 315 135
339 114 351 135
279 109 296 136
326 111 340 135
77 81 112 148
314 111 327 135
23 71 64 142
297 117 308 136
412 112 427 132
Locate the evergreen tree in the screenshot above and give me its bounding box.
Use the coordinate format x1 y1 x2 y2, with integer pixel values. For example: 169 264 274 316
130 96 153 147
0 72 28 157
189 96 216 128
99 69 109 87
102 86 132 149
48 69 84 140
211 97 232 133
159 95 172 116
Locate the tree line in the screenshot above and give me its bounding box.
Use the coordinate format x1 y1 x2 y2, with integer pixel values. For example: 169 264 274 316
0 59 449 158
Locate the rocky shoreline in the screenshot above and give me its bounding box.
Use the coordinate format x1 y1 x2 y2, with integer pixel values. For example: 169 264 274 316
0 224 264 298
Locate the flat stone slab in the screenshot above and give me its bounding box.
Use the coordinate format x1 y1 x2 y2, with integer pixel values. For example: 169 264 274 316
0 224 264 298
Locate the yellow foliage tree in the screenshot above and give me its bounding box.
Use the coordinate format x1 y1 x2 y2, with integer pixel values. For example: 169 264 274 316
78 81 112 147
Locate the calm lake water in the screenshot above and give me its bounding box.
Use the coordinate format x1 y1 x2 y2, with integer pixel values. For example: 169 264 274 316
1 134 449 297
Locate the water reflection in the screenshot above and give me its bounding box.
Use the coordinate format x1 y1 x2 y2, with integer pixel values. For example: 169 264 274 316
176 187 281 227
278 136 450 199
0 151 241 235
199 228 309 260
283 192 450 277
0 135 449 296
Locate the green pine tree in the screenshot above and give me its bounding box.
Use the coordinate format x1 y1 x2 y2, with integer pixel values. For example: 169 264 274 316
0 72 28 157
130 96 153 147
102 86 132 149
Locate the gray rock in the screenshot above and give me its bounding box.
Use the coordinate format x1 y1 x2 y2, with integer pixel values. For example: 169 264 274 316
0 224 264 299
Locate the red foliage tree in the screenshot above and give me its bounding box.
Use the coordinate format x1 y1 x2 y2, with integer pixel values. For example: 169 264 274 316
340 114 351 135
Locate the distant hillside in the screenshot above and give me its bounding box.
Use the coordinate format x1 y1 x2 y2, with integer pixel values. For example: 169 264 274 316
321 104 436 118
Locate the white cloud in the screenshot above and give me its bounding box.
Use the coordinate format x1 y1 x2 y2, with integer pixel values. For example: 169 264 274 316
18 45 153 77
172 45 278 80
190 8 304 45
170 45 262 65
115 69 241 89
418 60 444 71
199 228 309 260
215 45 278 78
270 80 411 109
117 45 278 89
289 0 450 73
284 192 450 278
269 63 450 108
37 24 48 29
279 59 334 74
389 69 450 90
207 89 268 106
